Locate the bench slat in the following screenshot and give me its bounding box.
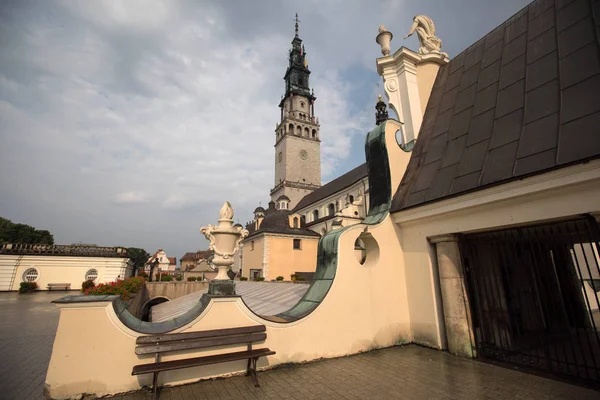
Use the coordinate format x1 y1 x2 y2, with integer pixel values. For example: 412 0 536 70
132 348 275 375
136 325 266 345
135 332 267 355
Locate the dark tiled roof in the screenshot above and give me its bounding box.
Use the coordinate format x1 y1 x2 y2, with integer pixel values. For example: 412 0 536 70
293 163 368 212
246 210 320 239
180 250 211 262
0 243 129 258
168 257 176 265
392 0 600 212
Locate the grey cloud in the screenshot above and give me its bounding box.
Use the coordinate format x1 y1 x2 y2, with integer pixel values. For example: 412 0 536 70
0 0 531 258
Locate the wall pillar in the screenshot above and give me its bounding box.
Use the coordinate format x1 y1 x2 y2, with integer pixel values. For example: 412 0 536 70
430 234 476 358
376 48 448 144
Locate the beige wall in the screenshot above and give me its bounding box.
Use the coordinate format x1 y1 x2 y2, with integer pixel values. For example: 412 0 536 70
266 235 319 280
46 214 412 398
146 281 210 300
395 160 600 348
0 255 131 291
241 236 265 279
416 61 441 112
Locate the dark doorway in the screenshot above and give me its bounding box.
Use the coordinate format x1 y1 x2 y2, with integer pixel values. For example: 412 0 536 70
141 297 169 322
459 216 600 383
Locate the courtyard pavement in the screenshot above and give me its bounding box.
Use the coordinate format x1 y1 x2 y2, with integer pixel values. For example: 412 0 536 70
1 291 599 400
0 291 65 400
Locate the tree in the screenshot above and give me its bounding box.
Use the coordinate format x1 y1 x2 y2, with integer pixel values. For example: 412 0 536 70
0 217 54 245
127 247 151 276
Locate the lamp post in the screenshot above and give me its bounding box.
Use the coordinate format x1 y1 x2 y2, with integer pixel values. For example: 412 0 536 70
200 201 249 295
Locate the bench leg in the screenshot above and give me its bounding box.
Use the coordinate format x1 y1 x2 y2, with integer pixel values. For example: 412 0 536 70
248 357 260 387
245 358 252 376
152 372 159 400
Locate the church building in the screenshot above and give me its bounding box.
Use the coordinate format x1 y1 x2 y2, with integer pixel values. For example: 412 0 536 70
241 17 373 281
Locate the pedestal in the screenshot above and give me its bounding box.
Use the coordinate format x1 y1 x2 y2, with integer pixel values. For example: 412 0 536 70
209 279 236 296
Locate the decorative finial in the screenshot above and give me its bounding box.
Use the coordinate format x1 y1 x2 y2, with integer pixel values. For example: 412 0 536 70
219 201 234 220
376 25 393 56
375 94 388 125
295 13 300 37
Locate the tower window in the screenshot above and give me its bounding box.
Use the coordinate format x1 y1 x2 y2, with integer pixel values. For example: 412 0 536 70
313 210 319 221
293 239 301 250
312 129 317 138
349 195 354 204
293 217 299 228
300 102 305 108
328 203 335 216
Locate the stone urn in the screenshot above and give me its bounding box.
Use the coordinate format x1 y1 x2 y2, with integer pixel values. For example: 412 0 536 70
376 25 393 56
200 201 248 295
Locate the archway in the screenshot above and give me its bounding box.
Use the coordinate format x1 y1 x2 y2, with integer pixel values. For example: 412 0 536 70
141 296 170 322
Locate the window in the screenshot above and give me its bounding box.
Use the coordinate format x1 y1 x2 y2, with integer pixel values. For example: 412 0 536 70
293 217 299 228
23 268 39 282
293 239 301 250
312 129 317 138
328 203 335 216
300 215 306 226
313 210 319 221
349 195 354 204
250 269 262 280
251 241 255 251
85 269 98 281
300 102 305 108
278 152 282 162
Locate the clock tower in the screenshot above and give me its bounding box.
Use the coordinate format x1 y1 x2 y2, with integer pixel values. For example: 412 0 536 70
271 14 321 210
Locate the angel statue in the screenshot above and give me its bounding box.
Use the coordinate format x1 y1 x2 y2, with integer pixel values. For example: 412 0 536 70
404 15 445 55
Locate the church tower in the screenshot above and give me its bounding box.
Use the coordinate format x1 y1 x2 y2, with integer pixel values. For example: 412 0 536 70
270 14 321 210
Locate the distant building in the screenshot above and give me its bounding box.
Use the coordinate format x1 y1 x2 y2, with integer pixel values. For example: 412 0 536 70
180 250 216 281
145 249 176 274
0 243 131 291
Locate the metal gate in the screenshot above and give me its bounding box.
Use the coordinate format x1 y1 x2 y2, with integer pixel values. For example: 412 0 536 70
459 215 600 383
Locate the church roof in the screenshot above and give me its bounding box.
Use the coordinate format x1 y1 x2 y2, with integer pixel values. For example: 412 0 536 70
293 163 368 212
392 0 600 212
246 210 320 239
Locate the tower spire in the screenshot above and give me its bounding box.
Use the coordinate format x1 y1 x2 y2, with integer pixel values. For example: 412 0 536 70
294 13 300 37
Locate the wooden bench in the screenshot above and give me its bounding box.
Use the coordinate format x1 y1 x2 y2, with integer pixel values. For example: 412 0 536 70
47 283 71 291
132 325 275 399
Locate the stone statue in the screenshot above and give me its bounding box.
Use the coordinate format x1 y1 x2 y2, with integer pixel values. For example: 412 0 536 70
404 15 444 55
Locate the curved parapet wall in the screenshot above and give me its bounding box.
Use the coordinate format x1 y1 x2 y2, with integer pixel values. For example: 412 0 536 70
274 121 393 322
46 119 415 399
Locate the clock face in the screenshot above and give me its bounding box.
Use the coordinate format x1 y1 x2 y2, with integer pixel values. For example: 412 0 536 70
300 150 308 160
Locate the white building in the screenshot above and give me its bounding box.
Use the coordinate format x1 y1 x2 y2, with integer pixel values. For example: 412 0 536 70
0 243 131 291
145 249 176 273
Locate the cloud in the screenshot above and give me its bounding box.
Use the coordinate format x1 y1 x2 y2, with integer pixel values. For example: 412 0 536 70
0 0 533 258
114 191 150 204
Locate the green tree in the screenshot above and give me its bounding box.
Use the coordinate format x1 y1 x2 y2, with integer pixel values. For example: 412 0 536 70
0 217 54 245
127 247 151 276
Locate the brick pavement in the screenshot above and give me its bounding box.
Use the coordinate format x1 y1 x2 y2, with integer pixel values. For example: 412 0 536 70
1 291 599 400
0 291 65 400
112 345 600 400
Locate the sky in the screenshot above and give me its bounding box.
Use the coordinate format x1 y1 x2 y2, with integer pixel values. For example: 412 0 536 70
0 0 532 260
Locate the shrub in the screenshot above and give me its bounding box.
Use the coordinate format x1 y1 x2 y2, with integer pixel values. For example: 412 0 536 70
239 276 248 281
85 276 145 301
121 276 145 294
175 275 183 281
187 277 197 282
254 277 265 282
276 276 284 281
290 274 305 282
159 273 173 282
19 282 38 293
81 279 95 292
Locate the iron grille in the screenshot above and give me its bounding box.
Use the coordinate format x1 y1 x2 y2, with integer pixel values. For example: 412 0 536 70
459 215 600 383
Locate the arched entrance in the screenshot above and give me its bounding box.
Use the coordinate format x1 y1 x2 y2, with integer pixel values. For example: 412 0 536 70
141 297 169 322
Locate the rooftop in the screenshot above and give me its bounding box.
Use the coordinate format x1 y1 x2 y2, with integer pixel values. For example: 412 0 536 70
0 243 129 258
151 281 310 322
392 0 600 212
294 163 368 212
